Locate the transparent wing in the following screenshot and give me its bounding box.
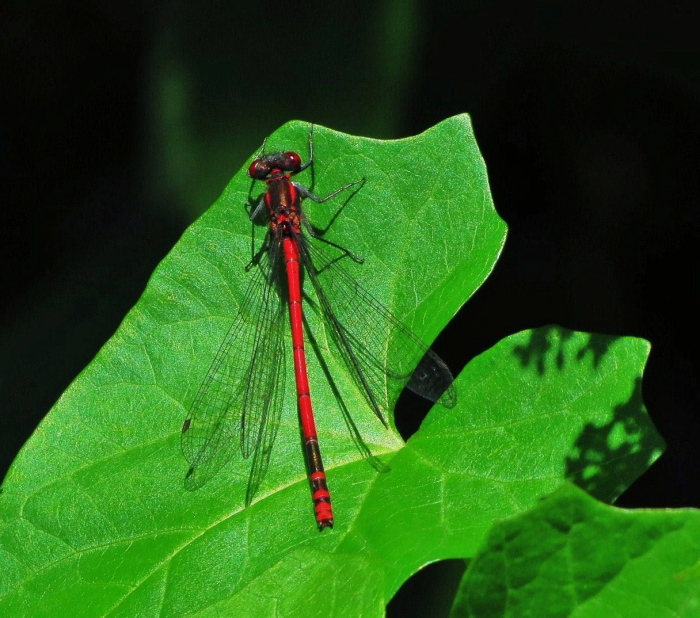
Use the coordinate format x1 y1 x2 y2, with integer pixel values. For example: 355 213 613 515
181 247 286 491
298 235 456 424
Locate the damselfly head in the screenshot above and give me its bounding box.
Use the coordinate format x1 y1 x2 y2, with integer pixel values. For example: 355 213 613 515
248 151 303 179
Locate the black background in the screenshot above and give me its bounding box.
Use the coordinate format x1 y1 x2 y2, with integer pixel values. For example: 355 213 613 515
2 3 699 616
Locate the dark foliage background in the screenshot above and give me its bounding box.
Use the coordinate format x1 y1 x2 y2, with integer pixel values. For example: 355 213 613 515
2 2 698 615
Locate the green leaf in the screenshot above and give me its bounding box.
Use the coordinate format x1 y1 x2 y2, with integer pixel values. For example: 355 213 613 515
0 115 504 616
451 484 700 618
348 327 663 599
0 117 662 617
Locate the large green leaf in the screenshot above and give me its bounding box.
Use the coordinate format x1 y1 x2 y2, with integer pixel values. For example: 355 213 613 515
451 484 700 618
0 117 663 616
0 115 505 616
346 327 662 599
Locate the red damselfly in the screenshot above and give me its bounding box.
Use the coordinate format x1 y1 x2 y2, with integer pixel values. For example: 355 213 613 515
181 129 456 529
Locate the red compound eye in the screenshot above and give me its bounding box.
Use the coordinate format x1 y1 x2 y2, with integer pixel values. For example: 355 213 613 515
282 151 302 171
248 159 270 179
